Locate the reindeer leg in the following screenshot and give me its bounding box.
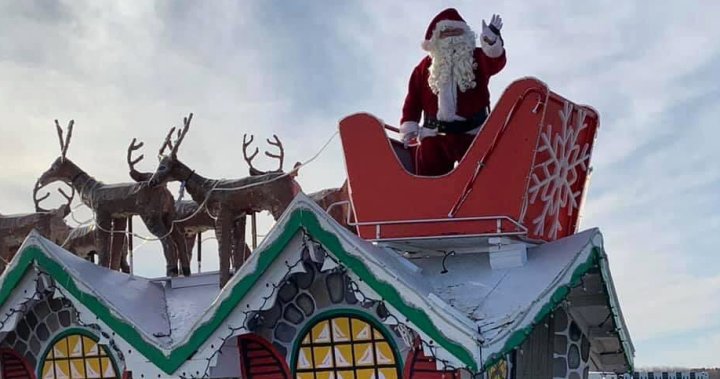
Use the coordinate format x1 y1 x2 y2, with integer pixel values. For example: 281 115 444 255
143 215 178 277
110 217 127 271
0 240 7 274
95 214 113 268
232 214 247 271
120 229 131 273
171 224 191 277
216 210 232 287
185 233 196 262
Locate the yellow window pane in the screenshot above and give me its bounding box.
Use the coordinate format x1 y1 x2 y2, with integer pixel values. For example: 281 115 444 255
42 361 54 379
297 373 315 379
374 342 395 365
53 337 69 358
373 329 384 340
54 360 70 378
101 357 117 377
332 318 351 342
351 319 372 341
68 335 84 358
334 344 353 367
313 346 333 368
338 370 356 379
316 371 334 379
356 368 376 379
353 343 374 366
379 368 398 379
84 337 100 356
297 347 313 370
70 358 86 377
302 333 311 345
85 357 102 377
488 359 507 379
312 321 331 343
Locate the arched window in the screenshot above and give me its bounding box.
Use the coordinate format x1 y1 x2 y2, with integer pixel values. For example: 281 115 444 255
39 330 119 379
294 313 400 379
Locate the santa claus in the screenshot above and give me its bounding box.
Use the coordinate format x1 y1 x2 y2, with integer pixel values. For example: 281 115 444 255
400 8 506 176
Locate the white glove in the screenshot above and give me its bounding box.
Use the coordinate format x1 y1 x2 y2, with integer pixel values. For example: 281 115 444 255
481 14 503 45
399 121 419 147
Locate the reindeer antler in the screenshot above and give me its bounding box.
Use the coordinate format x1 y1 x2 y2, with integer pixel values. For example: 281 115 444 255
127 138 145 171
159 127 177 158
243 134 263 175
171 113 193 157
33 181 74 213
33 180 51 213
128 138 155 181
54 119 74 160
265 134 285 172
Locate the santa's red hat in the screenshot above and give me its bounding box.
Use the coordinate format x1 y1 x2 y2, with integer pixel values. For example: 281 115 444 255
422 8 469 51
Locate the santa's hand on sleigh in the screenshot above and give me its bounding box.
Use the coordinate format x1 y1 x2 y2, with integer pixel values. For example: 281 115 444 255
481 14 503 45
399 121 419 147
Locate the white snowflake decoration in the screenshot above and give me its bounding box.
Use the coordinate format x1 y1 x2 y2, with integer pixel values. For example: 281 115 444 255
526 102 591 239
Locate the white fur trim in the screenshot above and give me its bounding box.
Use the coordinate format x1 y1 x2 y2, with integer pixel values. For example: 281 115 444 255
481 37 504 58
422 19 470 51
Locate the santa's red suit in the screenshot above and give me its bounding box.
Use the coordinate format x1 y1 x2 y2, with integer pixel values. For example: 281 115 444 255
400 8 506 176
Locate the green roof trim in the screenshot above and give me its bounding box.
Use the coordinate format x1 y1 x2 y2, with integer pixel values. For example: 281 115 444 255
481 245 634 372
0 206 477 374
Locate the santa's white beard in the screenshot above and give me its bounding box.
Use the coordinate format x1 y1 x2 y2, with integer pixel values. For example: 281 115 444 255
428 33 477 121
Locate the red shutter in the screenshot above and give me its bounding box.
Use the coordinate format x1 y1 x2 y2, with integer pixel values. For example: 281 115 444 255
0 349 35 379
404 347 459 379
238 335 290 379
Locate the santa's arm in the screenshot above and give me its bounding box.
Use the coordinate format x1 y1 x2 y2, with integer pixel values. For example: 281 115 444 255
478 48 507 77
479 14 506 75
400 64 424 137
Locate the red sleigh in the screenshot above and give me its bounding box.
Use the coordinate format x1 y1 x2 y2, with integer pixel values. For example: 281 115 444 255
339 77 599 243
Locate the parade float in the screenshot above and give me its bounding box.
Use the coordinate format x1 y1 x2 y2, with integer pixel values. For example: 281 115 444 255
0 77 634 378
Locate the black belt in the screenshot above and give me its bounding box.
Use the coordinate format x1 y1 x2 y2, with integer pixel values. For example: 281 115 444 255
422 109 489 134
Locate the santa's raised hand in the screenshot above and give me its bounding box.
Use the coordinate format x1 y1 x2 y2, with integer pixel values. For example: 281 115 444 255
481 14 503 45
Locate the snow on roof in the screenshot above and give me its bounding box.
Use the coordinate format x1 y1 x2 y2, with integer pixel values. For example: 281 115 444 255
27 233 221 347
415 228 599 331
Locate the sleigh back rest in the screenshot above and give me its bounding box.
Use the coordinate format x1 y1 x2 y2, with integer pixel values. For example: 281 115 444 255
339 77 598 242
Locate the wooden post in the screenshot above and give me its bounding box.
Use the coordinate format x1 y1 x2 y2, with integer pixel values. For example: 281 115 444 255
197 232 202 273
128 216 134 276
251 213 257 249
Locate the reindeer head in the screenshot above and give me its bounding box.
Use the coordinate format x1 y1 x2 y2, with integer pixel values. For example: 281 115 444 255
38 120 78 188
149 113 192 187
243 133 303 219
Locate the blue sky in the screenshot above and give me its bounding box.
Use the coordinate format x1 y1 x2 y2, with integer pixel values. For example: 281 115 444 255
1 0 719 369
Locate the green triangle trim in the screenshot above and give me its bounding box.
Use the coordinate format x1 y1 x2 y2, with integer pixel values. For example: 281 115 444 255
0 207 477 374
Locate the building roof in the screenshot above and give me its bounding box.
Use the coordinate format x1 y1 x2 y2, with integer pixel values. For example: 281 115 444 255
0 193 634 374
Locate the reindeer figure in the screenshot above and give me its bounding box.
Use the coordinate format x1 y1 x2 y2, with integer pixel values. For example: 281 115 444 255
128 139 219 261
37 120 191 276
148 114 300 286
0 184 74 272
243 137 354 233
31 182 130 269
307 181 355 233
